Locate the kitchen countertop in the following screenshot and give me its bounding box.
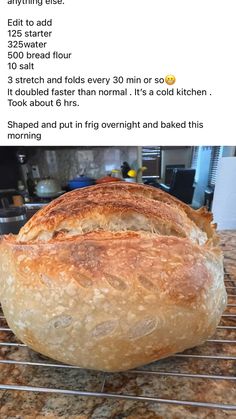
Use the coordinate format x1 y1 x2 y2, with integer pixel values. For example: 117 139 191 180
0 231 235 419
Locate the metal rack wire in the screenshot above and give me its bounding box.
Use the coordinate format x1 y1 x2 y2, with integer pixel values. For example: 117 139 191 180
0 273 235 411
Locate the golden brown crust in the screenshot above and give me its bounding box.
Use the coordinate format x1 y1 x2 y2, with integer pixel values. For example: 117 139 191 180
18 183 218 246
0 184 226 372
2 232 221 304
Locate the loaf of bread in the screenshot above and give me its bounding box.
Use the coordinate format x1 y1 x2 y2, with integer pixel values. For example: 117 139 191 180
0 183 226 371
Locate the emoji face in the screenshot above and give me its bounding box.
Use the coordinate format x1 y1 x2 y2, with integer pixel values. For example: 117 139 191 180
165 75 176 85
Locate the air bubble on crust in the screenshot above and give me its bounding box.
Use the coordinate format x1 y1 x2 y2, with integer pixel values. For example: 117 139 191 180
40 274 54 287
52 229 69 239
105 274 127 291
6 276 14 286
129 318 157 340
91 320 118 338
138 275 155 290
50 315 73 329
76 273 93 288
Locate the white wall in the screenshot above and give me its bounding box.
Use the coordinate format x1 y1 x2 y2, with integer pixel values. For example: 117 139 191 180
192 146 235 208
212 157 236 230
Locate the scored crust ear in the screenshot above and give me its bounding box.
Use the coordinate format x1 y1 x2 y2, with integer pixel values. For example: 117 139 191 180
17 183 218 248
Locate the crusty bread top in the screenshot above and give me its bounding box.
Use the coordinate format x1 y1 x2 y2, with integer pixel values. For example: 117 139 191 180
18 183 217 246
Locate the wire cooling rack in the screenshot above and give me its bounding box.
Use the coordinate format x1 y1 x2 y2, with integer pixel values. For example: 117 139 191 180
0 272 235 412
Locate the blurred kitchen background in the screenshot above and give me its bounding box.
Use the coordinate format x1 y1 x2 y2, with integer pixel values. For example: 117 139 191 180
0 145 235 232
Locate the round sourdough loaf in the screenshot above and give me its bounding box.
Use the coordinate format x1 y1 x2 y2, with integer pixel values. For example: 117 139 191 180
0 183 227 371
